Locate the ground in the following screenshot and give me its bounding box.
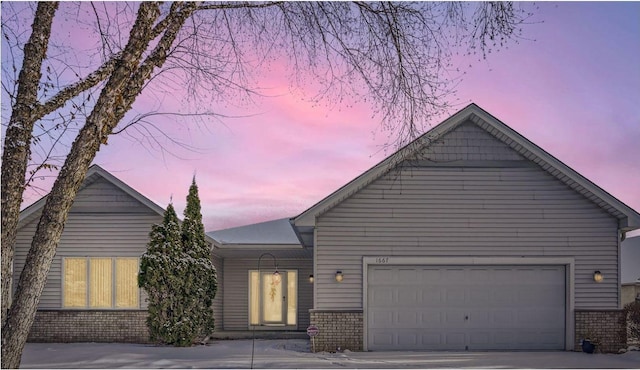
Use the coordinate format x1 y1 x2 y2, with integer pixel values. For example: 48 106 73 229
20 339 640 368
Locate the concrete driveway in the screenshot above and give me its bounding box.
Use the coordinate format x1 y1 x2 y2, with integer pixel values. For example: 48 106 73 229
20 339 640 368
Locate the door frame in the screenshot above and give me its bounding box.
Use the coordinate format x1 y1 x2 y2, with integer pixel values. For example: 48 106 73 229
248 269 298 329
362 256 575 351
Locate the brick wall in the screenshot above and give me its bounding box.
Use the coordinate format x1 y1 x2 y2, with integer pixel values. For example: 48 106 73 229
28 310 150 343
575 309 626 353
309 310 362 352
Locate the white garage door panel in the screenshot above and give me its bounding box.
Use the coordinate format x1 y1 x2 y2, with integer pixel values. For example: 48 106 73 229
367 265 565 351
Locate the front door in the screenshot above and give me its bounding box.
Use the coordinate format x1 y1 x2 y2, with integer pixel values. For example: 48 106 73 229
260 271 286 325
249 270 297 327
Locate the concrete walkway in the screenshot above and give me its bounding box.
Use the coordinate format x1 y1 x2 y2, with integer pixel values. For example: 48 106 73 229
20 339 640 368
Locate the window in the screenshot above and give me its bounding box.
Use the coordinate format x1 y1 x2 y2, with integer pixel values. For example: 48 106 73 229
249 270 297 326
63 257 139 309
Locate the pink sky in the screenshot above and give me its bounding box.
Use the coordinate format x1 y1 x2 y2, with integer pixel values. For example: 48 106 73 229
10 2 640 234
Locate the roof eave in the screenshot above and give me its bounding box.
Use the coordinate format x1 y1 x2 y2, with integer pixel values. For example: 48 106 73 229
468 107 640 230
293 104 479 227
621 216 640 233
293 103 640 229
214 243 303 249
18 164 168 229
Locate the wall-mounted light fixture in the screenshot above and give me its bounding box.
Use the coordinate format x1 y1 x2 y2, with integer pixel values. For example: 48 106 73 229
309 274 314 283
593 270 603 283
335 270 344 282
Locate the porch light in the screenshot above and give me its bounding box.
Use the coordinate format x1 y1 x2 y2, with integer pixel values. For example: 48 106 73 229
335 271 343 282
309 274 314 283
593 270 603 283
273 268 281 284
257 252 280 285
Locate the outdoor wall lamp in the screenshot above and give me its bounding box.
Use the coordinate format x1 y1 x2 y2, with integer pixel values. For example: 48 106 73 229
309 274 314 283
335 270 344 282
258 252 280 284
593 270 603 283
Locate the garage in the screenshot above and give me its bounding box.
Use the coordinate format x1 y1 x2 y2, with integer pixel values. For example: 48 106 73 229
367 265 566 351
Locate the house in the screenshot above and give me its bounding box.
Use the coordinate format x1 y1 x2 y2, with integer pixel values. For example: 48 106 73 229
621 235 640 306
15 104 640 352
13 165 221 342
209 103 640 353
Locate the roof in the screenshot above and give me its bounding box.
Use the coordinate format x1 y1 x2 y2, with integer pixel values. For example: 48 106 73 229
207 217 301 248
19 164 166 227
206 218 309 259
293 103 640 232
18 164 216 245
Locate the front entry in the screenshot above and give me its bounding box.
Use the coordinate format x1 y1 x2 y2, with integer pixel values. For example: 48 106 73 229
249 270 297 327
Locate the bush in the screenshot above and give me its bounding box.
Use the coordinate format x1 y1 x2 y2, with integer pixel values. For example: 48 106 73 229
139 179 217 346
624 301 640 342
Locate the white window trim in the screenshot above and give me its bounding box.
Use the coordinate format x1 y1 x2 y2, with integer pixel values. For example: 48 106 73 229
61 257 140 310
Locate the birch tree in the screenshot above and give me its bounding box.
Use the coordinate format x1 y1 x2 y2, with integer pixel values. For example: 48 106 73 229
1 2 532 367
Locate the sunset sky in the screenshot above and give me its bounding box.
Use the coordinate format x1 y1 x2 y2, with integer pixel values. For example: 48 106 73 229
8 2 640 234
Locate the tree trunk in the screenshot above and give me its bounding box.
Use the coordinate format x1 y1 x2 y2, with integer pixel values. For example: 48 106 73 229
0 3 201 367
0 4 162 368
1 118 112 369
1 1 58 329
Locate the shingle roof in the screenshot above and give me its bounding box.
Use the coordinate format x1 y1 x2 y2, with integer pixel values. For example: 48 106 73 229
207 217 300 247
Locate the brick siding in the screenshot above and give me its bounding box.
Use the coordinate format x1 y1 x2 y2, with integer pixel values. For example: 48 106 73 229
28 310 150 343
309 310 362 352
575 309 626 353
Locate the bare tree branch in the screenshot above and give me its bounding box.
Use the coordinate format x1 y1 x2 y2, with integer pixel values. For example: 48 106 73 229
196 1 284 11
34 52 123 120
1 2 534 367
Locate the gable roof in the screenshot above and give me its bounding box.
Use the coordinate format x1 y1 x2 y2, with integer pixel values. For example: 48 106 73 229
18 164 216 244
293 103 640 232
19 164 167 228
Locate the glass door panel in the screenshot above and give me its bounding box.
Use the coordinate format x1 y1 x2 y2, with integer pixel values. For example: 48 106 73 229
261 271 285 324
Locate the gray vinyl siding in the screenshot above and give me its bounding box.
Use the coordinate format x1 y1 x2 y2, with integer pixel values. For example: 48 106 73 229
70 177 153 214
14 179 161 310
417 121 525 162
222 258 313 330
211 253 224 326
315 121 620 310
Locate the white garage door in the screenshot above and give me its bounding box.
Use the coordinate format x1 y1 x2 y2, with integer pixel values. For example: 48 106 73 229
367 265 566 351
